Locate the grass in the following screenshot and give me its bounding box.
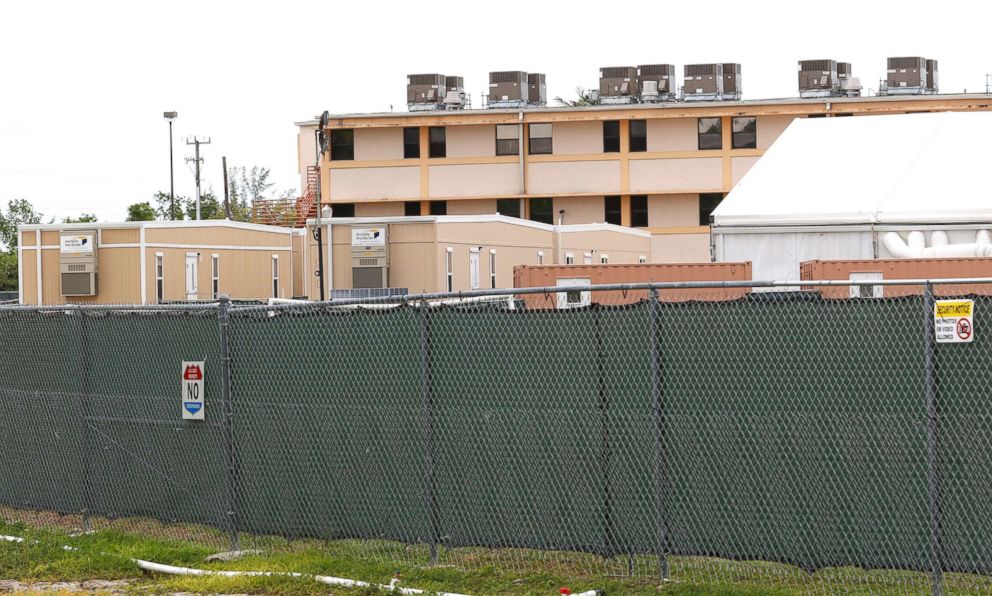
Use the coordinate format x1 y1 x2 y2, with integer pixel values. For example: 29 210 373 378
2 516 992 595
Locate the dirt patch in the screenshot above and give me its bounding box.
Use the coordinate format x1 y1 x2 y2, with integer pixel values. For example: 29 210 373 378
0 579 132 593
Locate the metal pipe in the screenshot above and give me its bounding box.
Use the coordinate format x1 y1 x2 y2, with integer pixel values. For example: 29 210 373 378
418 302 440 564
217 294 240 551
922 283 943 596
647 288 669 579
227 277 992 313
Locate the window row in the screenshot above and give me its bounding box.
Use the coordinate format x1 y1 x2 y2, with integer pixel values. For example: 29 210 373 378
329 194 721 227
153 253 283 303
329 117 759 160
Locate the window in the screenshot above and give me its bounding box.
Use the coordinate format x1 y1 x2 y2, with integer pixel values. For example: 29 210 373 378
603 120 620 153
497 198 521 218
330 129 354 161
639 255 648 264
565 252 575 265
604 196 622 225
731 117 757 149
699 193 724 225
528 197 553 224
631 195 648 227
429 126 445 158
429 200 446 215
629 119 647 152
332 203 355 217
489 250 497 289
271 255 280 298
496 124 519 156
211 254 219 299
155 253 164 303
445 248 453 292
528 123 552 155
697 118 722 150
403 127 420 159
600 254 609 264
537 251 544 265
404 201 421 216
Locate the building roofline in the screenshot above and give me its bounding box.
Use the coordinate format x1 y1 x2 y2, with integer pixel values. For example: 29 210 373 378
17 219 306 235
296 93 992 126
307 214 652 238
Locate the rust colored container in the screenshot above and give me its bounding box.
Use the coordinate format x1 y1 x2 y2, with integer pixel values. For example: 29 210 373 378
513 262 752 309
801 257 992 299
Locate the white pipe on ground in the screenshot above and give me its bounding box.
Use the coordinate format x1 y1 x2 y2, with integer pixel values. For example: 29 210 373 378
2 534 475 596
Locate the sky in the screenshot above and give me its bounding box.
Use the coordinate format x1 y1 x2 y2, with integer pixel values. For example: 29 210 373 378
1 0 991 222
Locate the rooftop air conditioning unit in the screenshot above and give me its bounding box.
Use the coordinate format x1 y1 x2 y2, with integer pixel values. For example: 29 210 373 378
487 71 529 108
637 64 676 102
407 73 446 111
442 75 468 109
59 230 98 296
350 226 388 289
883 57 928 95
925 59 939 93
721 63 742 100
682 63 724 101
599 66 639 104
527 73 547 106
798 59 839 97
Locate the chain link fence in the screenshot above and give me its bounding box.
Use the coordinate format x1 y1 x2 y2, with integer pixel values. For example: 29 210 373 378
1 280 992 593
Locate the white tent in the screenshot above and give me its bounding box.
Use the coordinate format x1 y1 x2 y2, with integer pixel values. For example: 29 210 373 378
712 111 992 281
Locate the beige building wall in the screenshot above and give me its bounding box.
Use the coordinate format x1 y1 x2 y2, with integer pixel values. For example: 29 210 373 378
560 229 650 264
555 196 605 224
448 199 498 215
651 232 712 263
355 202 405 217
551 121 603 155
355 127 404 161
646 118 699 152
648 194 700 227
529 161 620 195
445 125 496 158
437 221 552 291
757 115 795 148
330 166 420 201
429 163 521 198
629 158 722 193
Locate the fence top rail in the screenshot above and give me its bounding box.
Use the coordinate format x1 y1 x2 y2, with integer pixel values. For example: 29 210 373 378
229 277 992 314
0 302 221 314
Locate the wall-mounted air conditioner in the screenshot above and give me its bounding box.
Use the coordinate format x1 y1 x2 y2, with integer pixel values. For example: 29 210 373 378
350 226 388 289
59 230 98 296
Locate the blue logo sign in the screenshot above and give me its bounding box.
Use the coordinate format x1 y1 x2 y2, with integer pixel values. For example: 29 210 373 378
184 401 202 415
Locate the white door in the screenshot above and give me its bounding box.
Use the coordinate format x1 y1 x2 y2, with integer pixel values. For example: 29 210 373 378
583 253 593 265
469 249 480 290
185 253 198 300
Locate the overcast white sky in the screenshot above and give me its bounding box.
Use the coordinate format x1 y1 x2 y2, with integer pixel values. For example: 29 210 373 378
1 0 990 222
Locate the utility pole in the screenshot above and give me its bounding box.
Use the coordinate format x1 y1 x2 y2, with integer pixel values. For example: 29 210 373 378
185 136 211 220
222 156 231 220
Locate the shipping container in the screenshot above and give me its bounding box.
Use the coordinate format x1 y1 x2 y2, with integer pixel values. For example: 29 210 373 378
801 257 992 299
513 262 752 309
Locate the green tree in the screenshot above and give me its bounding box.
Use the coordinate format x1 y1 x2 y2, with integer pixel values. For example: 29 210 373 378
125 202 156 221
0 251 17 292
62 213 98 224
227 166 296 223
0 199 43 250
153 191 185 221
554 87 601 107
183 191 224 220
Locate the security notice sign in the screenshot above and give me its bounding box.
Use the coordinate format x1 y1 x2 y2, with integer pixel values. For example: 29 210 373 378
934 299 974 344
181 361 205 420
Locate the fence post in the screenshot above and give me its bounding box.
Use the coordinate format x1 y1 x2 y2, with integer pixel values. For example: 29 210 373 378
217 295 240 552
77 306 92 533
594 307 616 561
922 283 943 596
418 300 440 564
648 289 669 579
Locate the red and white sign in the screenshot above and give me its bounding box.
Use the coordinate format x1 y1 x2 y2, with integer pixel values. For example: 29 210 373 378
181 361 205 420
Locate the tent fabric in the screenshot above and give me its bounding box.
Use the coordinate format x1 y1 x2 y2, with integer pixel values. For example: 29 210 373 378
713 111 992 227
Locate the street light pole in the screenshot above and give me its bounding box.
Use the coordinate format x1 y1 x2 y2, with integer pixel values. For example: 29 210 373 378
164 112 178 219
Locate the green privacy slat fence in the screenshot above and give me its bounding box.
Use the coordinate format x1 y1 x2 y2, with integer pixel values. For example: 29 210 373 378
0 287 991 589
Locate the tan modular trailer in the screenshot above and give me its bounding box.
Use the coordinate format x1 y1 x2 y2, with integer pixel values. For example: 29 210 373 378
801 257 992 299
17 221 305 305
513 261 752 309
